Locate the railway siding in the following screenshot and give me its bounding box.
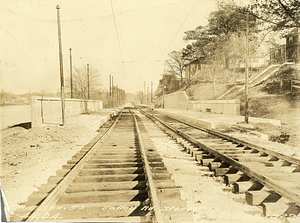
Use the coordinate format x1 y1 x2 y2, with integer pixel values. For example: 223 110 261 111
141 108 300 220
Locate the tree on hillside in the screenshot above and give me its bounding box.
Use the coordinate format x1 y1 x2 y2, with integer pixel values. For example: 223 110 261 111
155 74 181 98
67 65 101 100
179 1 272 88
183 2 258 70
251 0 300 31
165 50 188 83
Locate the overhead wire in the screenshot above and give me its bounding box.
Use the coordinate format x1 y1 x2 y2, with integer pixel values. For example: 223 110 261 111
110 0 126 76
71 56 161 63
150 0 199 75
159 0 198 62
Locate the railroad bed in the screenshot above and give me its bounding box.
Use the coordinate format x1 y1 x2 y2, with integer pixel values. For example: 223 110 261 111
141 107 300 220
12 108 193 222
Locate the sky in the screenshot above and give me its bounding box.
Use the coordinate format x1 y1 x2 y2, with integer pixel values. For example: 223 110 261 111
1 0 225 94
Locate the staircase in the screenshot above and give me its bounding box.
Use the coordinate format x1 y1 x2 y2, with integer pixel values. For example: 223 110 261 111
249 64 280 86
217 62 294 100
217 85 243 100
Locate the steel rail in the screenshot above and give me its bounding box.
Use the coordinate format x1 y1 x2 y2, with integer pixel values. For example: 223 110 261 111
146 109 300 166
25 110 123 222
141 109 300 207
131 109 164 223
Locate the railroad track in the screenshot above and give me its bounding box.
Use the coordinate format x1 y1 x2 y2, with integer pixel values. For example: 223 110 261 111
12 108 193 222
140 107 300 220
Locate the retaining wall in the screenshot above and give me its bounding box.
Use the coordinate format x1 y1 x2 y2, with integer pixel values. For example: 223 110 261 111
188 100 240 115
31 96 103 127
163 91 189 110
161 91 240 115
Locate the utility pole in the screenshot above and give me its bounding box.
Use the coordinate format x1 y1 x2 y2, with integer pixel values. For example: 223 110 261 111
69 48 73 99
151 81 153 103
147 86 149 103
112 76 114 108
144 81 146 104
162 86 165 108
245 11 249 124
56 5 65 126
87 63 90 100
116 85 119 107
213 56 216 98
109 74 112 108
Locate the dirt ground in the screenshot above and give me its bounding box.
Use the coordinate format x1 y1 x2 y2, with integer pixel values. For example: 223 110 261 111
1 109 299 222
224 86 300 149
0 119 101 218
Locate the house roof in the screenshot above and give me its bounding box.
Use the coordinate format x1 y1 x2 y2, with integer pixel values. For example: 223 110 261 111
184 57 205 67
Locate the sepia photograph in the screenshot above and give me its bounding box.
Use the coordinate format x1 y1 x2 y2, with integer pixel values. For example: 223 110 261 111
1 0 300 222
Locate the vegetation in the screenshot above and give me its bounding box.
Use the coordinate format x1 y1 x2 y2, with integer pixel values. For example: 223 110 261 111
66 64 101 100
0 90 60 106
262 66 300 94
155 0 300 99
250 0 300 31
155 74 183 98
164 50 188 83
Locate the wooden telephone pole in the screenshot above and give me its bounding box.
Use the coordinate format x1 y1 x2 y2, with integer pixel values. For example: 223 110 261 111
87 63 90 100
69 48 73 99
56 5 65 126
109 74 112 108
245 11 249 124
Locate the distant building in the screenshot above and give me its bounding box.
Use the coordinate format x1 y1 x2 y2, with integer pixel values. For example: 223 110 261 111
270 29 300 64
184 57 205 82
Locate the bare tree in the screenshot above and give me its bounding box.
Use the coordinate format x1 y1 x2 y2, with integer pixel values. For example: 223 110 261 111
165 50 188 83
66 65 101 99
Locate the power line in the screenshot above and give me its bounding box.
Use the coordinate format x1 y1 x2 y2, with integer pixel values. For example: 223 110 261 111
110 0 126 75
71 56 163 63
157 0 199 62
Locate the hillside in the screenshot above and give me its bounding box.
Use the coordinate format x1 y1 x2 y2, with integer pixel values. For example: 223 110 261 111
187 82 300 148
184 83 234 100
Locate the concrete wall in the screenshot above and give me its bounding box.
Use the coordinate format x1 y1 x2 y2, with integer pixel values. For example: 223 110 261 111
188 100 240 115
145 103 155 108
163 91 189 110
31 96 103 127
160 91 240 115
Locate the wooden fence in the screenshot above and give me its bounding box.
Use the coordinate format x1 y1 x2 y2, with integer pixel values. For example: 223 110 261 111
291 80 300 95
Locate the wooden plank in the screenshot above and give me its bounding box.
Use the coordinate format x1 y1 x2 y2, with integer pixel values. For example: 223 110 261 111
78 167 143 175
153 115 300 206
57 190 148 204
73 174 145 183
83 163 143 169
25 111 121 222
167 114 300 166
44 202 142 219
133 113 164 223
66 181 146 192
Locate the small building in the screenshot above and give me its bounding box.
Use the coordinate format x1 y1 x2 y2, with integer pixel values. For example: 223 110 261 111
184 57 205 82
270 29 300 64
